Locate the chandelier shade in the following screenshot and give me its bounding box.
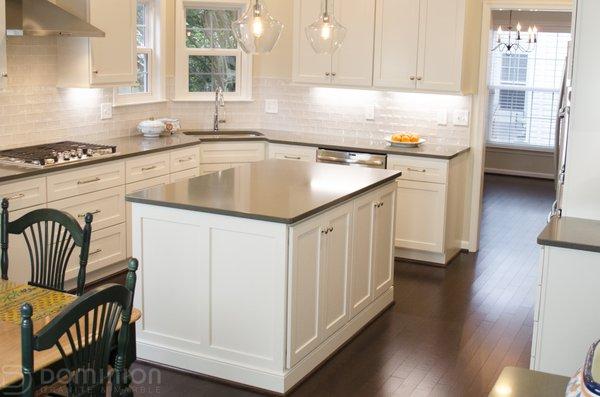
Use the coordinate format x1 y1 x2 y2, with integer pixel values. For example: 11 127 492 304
232 0 284 54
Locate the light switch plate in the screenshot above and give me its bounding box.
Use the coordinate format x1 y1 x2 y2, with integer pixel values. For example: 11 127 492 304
265 99 278 114
365 105 375 121
100 103 112 120
437 110 448 126
453 110 470 126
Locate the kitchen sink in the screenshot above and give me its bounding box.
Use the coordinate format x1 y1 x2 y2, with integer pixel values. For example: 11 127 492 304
182 130 264 139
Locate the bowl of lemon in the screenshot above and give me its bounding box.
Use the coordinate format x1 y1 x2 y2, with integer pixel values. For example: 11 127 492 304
385 133 426 148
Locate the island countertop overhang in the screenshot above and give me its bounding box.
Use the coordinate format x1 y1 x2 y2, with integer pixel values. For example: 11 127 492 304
125 159 402 224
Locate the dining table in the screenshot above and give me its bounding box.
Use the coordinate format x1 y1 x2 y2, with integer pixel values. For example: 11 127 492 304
0 279 141 392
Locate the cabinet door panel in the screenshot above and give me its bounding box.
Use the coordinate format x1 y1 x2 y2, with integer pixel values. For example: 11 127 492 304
350 193 375 318
288 218 324 368
293 0 333 84
395 180 446 253
89 0 136 85
373 0 420 89
416 0 464 91
373 188 395 298
0 0 6 91
333 0 376 87
321 205 352 339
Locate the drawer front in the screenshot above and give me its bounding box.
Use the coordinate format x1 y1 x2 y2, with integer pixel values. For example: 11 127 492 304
47 161 125 202
0 177 47 211
170 147 200 173
65 223 127 282
126 152 170 183
199 163 235 175
170 168 200 183
269 144 316 162
199 142 266 164
387 155 448 184
52 186 126 231
126 174 171 195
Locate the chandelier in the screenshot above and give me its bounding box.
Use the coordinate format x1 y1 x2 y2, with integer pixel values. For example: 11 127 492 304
492 10 538 53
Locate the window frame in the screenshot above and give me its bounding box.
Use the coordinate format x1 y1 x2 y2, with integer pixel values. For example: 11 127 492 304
486 31 570 152
174 0 253 102
114 0 167 107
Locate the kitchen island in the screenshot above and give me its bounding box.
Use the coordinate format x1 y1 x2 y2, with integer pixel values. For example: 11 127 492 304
126 159 401 393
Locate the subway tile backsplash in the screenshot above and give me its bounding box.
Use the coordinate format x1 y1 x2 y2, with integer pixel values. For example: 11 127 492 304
0 36 471 150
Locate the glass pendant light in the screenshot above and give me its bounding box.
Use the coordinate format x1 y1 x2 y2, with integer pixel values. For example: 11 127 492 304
305 0 347 55
232 0 284 54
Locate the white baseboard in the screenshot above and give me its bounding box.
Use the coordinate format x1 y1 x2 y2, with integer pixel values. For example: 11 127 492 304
136 288 395 394
485 167 555 180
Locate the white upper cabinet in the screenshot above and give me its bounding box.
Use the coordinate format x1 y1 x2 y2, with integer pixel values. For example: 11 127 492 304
55 0 137 88
293 0 376 87
373 0 419 90
374 0 480 93
0 0 7 91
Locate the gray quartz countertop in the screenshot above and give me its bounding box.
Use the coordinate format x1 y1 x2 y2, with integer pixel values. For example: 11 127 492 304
0 130 468 183
538 216 600 253
126 159 402 224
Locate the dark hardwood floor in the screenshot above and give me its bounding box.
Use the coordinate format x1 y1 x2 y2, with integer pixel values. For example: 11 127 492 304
125 174 555 397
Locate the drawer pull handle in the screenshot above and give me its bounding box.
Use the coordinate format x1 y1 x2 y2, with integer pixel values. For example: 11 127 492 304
284 155 302 160
89 249 103 256
407 168 426 173
178 157 194 163
5 193 25 200
78 209 101 218
77 177 101 185
141 166 158 172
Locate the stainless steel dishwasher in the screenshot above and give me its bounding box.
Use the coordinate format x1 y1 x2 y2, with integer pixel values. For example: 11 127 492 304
316 148 387 169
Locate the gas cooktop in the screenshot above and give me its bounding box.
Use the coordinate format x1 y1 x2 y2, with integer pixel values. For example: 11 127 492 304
0 141 118 168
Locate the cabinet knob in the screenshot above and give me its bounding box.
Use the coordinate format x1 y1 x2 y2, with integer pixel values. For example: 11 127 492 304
93 70 99 74
410 76 415 81
331 72 336 77
1 73 7 78
325 72 331 76
416 76 423 81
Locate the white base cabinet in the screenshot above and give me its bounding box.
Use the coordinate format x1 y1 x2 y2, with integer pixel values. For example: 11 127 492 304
531 245 600 377
388 153 468 265
131 182 396 393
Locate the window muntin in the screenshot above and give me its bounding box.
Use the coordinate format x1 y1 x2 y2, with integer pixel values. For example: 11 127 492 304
487 31 571 148
175 1 251 101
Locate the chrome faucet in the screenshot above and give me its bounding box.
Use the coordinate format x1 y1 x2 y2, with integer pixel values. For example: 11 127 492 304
213 87 226 132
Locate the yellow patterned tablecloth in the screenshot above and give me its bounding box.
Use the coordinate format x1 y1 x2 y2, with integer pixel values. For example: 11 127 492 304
0 281 75 325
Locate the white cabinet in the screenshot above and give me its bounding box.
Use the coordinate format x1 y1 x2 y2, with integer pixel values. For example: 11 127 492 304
293 0 376 87
0 177 47 211
374 0 479 93
126 153 171 183
288 202 353 367
388 154 467 265
350 184 396 318
199 142 266 175
0 0 7 91
55 0 137 88
170 168 200 183
268 144 316 162
373 0 420 90
46 161 125 202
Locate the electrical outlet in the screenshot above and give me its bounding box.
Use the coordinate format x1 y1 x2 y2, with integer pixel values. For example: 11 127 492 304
453 110 470 126
365 105 375 121
100 103 113 120
437 110 448 126
265 99 279 114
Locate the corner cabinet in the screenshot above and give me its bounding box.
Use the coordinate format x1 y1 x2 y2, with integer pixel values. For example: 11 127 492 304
55 0 137 88
374 0 481 93
292 0 376 87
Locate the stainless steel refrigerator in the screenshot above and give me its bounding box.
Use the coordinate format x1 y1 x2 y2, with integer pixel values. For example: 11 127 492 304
550 41 574 220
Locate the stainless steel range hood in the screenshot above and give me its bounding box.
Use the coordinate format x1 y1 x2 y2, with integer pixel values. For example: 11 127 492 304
6 0 105 37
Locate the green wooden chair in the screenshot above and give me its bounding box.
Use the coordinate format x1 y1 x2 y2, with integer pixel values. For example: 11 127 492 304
20 258 139 397
1 198 93 296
